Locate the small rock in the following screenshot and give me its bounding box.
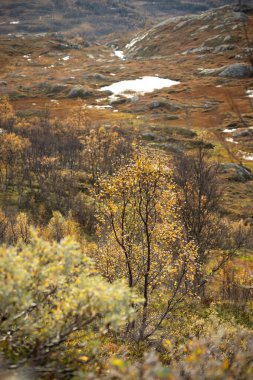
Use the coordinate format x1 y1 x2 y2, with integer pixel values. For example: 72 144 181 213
160 143 183 154
50 83 68 93
232 11 248 22
109 97 127 105
214 44 235 53
233 130 250 138
203 35 225 47
183 46 213 55
130 95 140 103
219 64 253 78
164 115 179 120
85 73 107 81
148 98 180 112
199 66 227 76
141 132 156 141
68 86 93 98
221 163 253 182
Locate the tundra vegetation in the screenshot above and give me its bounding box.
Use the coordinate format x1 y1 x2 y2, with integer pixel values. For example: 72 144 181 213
0 96 252 380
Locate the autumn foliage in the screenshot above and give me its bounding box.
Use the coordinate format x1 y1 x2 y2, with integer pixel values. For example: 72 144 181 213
0 97 252 379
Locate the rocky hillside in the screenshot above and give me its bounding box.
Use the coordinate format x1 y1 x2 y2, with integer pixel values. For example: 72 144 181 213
124 4 253 60
1 3 253 217
137 0 237 15
0 0 144 38
0 0 242 39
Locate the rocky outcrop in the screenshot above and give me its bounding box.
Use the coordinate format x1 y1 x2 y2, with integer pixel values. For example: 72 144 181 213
148 98 181 111
50 83 68 93
214 44 235 53
219 64 253 78
199 64 253 78
199 67 227 76
221 163 253 182
68 86 93 98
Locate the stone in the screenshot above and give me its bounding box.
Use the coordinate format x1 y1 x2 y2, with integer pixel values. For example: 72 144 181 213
233 130 250 138
232 11 248 22
50 83 68 93
203 35 225 47
85 73 107 81
199 67 227 76
68 86 93 98
148 98 180 112
109 97 127 105
214 44 235 53
183 46 213 55
219 64 253 78
221 163 253 182
141 132 156 141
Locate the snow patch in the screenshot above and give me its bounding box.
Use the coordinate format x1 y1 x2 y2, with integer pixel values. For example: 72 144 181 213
246 89 253 98
114 50 125 60
241 152 253 161
126 32 149 51
225 137 238 144
100 76 180 100
223 128 237 133
87 105 112 110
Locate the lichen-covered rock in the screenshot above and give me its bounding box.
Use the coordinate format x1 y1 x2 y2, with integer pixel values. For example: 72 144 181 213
50 83 68 93
68 86 93 98
199 66 227 76
214 44 235 53
221 163 253 182
219 64 253 78
183 46 213 55
148 98 180 111
203 35 225 47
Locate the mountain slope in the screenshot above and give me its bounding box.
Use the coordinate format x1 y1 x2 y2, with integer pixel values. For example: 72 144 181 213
124 5 252 59
0 0 241 39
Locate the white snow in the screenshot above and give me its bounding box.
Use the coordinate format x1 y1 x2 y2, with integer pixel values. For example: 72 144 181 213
225 137 238 144
86 105 112 110
246 89 253 98
114 50 125 60
242 152 253 161
223 128 237 133
100 76 180 99
62 56 70 61
10 21 20 25
126 32 149 50
95 105 112 109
